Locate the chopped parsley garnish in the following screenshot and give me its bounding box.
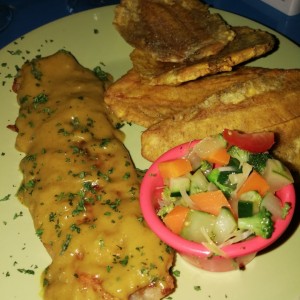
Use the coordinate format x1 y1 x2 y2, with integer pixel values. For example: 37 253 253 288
36 227 44 238
99 138 111 148
49 212 56 222
13 211 23 219
60 234 72 255
25 154 37 161
7 49 22 55
33 93 48 108
0 194 10 201
115 122 124 129
25 179 36 189
123 172 131 180
93 66 108 81
102 199 121 212
20 95 29 104
30 60 42 80
70 116 80 128
72 199 85 216
171 269 181 277
43 278 49 287
70 223 81 233
106 265 112 272
97 170 111 182
17 268 35 275
119 255 129 266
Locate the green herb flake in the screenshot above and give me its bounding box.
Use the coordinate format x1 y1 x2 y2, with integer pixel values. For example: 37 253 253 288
25 179 36 189
20 95 29 104
172 269 181 277
194 285 201 291
137 216 144 223
60 234 72 255
93 66 108 81
70 116 80 128
36 228 44 238
99 138 111 148
0 194 11 201
43 278 49 287
123 172 131 180
31 60 42 80
99 239 105 248
33 93 48 108
72 201 85 216
13 211 23 219
25 154 37 161
106 265 112 272
97 171 111 182
102 199 121 213
49 212 56 222
7 49 22 56
70 223 81 233
119 255 129 266
70 145 83 155
115 122 124 129
17 268 35 275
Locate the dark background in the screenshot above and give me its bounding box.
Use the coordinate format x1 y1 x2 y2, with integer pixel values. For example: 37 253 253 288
0 0 299 49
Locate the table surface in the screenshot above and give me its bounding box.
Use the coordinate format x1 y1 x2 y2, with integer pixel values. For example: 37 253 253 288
0 0 299 50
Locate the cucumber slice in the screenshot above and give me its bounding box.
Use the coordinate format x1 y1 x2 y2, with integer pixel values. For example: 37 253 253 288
192 134 227 159
238 191 262 217
169 176 190 197
238 201 255 218
213 207 237 244
180 209 216 243
263 159 294 192
190 168 209 194
261 192 284 220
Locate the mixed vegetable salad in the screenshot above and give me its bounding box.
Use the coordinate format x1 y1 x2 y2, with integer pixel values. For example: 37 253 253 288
156 130 294 254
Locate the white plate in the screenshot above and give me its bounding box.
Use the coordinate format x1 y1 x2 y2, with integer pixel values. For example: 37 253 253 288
0 5 299 300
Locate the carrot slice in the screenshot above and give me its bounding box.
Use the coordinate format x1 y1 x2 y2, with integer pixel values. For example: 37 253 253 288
158 158 192 179
190 190 232 216
237 170 270 198
203 148 230 166
163 205 190 234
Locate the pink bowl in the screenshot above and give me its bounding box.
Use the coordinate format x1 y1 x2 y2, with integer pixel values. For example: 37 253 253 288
140 140 296 272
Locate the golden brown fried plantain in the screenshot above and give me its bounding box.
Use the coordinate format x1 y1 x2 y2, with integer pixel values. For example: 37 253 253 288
104 67 284 127
131 26 276 85
114 0 235 63
141 69 300 177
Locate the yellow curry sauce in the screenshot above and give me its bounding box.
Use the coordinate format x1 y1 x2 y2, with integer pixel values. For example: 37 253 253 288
14 51 174 299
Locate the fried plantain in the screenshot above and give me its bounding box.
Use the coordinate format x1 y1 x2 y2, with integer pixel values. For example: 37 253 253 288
104 67 283 127
114 0 235 63
141 69 300 177
131 26 276 85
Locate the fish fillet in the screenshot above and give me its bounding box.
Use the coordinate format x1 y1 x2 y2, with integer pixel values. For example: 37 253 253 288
13 51 175 300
